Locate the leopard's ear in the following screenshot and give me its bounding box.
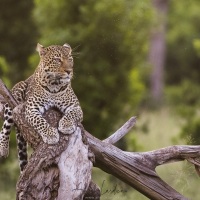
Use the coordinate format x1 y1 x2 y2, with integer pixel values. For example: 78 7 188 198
36 43 46 56
63 43 72 53
63 43 71 48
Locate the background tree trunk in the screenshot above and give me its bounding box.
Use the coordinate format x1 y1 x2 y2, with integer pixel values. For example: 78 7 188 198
149 0 169 104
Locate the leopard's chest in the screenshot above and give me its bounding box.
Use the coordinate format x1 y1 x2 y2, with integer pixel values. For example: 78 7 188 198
29 83 75 114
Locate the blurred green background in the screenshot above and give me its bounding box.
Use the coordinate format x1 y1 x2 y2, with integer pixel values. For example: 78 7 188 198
1 0 200 199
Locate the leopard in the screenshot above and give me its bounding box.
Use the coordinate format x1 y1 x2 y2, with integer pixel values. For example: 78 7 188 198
0 43 83 172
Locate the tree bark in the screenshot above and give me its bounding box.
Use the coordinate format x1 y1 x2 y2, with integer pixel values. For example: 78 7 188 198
0 79 100 200
1 78 200 200
87 129 200 200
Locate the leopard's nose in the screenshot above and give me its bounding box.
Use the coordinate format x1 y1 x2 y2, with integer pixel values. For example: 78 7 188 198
66 70 71 75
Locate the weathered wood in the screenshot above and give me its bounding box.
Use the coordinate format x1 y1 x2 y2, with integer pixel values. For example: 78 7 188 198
0 78 18 118
1 78 200 200
83 181 100 200
14 106 95 200
103 116 137 144
0 79 17 107
86 128 200 199
0 79 99 200
85 131 190 200
57 127 92 200
16 125 93 200
0 101 3 118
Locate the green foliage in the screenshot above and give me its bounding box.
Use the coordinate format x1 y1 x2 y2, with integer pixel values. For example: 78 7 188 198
0 56 11 88
193 38 200 57
0 0 37 192
0 131 20 200
167 80 200 117
166 80 200 144
166 0 200 85
126 108 200 200
166 0 200 144
0 0 38 84
1 1 200 197
129 68 146 108
180 118 200 145
33 0 153 138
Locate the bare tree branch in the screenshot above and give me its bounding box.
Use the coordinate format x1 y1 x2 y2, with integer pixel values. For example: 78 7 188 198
0 79 100 200
0 78 200 200
141 145 200 167
85 130 200 199
0 79 17 107
0 100 3 118
103 116 137 144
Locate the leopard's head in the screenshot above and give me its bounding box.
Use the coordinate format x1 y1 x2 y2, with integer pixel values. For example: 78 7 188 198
35 43 74 93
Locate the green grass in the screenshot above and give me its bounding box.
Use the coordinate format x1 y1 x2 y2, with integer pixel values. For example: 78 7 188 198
136 107 199 199
92 107 200 199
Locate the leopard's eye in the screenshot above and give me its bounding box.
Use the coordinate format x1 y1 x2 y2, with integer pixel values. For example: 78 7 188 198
68 56 73 62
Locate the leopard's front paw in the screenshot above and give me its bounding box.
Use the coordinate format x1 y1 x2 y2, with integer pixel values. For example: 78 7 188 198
41 127 59 144
58 120 77 135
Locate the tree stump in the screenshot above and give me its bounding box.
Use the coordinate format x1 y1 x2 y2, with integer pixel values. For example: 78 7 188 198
13 104 99 200
1 79 200 200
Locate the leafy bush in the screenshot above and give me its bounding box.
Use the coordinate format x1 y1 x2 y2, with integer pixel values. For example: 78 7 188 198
0 56 11 88
166 80 200 144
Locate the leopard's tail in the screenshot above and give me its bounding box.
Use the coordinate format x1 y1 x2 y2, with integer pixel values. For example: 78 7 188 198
0 103 28 172
0 103 14 157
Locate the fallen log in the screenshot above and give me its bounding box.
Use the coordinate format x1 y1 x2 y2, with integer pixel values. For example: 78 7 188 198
0 78 200 200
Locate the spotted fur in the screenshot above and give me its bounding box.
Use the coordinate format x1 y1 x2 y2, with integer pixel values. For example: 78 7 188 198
0 43 82 171
0 80 28 172
25 43 83 144
0 104 14 157
16 127 27 171
0 104 28 171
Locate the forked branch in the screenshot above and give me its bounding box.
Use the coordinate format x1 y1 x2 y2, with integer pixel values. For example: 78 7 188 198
103 116 137 144
0 78 200 200
86 130 200 200
0 79 99 200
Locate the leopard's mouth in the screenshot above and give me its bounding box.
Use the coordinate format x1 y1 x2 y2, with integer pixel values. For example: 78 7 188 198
47 72 72 84
49 77 71 85
50 75 71 85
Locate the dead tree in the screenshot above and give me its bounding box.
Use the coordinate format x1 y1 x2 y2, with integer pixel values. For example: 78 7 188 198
0 78 200 200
